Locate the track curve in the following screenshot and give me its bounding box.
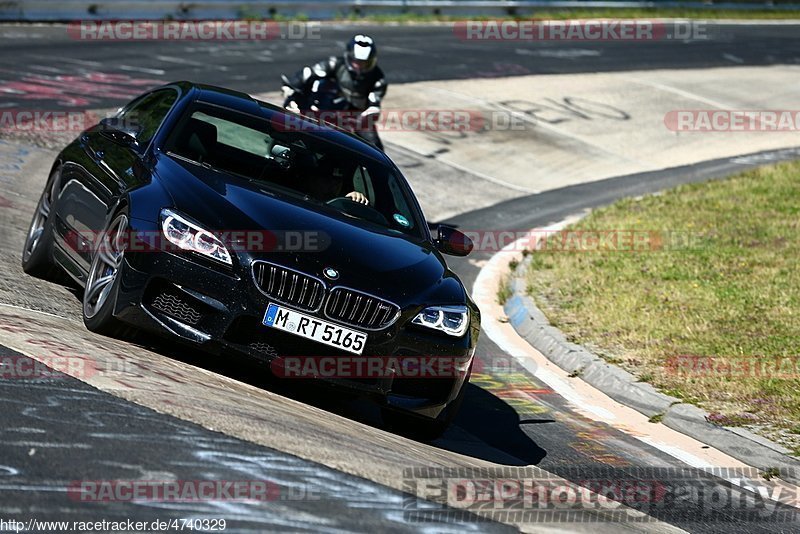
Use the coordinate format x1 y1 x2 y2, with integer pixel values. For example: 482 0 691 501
2 21 800 532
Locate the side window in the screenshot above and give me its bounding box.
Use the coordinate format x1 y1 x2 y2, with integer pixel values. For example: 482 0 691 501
354 166 415 232
119 89 178 145
387 175 415 231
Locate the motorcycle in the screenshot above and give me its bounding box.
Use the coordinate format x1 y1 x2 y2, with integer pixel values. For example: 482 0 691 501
281 74 383 150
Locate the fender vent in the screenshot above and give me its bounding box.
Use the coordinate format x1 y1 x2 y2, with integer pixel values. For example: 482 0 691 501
150 291 202 325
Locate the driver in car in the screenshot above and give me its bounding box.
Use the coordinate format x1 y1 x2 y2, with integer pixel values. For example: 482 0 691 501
303 159 369 206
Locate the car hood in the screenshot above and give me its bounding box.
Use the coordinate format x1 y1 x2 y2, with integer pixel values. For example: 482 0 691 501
154 155 465 305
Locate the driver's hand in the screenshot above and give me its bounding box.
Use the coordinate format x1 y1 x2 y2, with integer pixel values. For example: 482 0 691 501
345 191 369 205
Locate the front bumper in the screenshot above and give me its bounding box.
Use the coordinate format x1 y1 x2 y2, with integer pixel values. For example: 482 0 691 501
112 228 476 419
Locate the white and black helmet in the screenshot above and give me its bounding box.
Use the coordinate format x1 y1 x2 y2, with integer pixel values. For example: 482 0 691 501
344 34 377 75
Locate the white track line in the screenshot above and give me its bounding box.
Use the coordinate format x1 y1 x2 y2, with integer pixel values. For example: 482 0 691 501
118 65 166 76
622 77 733 110
0 302 69 319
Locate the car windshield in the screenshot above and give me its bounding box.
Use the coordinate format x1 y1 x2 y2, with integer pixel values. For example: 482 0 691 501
163 102 424 238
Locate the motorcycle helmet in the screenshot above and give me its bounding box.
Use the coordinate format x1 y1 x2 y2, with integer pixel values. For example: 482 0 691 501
344 34 377 75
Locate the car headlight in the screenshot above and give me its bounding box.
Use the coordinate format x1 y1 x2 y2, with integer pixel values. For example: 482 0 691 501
160 208 232 265
412 305 470 337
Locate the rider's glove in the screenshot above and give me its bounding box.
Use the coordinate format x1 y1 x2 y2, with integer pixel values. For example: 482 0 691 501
361 106 381 118
358 106 380 128
281 84 296 100
285 100 301 113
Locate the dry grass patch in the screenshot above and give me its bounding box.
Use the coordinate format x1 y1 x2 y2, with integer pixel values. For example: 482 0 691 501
525 161 800 453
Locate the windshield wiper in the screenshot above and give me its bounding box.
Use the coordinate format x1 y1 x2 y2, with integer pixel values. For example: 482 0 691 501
167 151 255 180
166 151 212 169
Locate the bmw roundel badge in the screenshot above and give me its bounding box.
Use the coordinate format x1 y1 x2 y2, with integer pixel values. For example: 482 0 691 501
323 267 339 280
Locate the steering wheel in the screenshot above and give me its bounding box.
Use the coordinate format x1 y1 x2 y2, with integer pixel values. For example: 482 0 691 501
325 197 388 226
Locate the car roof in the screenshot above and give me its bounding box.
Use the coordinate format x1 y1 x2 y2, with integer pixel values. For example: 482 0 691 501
164 81 390 163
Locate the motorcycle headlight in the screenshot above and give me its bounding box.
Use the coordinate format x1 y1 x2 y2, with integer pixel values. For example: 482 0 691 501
160 209 232 266
412 305 470 337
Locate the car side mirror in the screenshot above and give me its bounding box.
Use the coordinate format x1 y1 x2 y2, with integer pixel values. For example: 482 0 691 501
99 117 142 150
434 225 473 257
270 143 293 168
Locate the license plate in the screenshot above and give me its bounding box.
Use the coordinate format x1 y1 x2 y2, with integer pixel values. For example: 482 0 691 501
262 303 367 355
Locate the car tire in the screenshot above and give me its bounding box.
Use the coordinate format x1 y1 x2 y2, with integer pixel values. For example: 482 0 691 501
21 167 63 281
382 375 469 442
82 210 130 338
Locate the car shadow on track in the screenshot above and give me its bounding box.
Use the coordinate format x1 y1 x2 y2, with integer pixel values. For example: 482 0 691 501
441 384 548 465
133 334 548 467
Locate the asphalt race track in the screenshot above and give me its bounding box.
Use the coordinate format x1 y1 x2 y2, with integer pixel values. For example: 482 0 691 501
1 23 800 105
1 22 800 533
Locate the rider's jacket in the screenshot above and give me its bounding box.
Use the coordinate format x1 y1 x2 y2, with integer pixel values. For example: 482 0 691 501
287 55 387 112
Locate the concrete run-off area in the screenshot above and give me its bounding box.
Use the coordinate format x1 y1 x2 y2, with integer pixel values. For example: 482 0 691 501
378 65 800 213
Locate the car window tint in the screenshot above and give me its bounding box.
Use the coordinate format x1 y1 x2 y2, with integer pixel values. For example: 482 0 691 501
119 89 178 145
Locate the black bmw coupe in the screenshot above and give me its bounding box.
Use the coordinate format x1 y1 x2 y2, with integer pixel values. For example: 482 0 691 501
22 81 479 438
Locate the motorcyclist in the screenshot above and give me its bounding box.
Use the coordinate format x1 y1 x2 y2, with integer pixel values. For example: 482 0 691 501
282 34 386 150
